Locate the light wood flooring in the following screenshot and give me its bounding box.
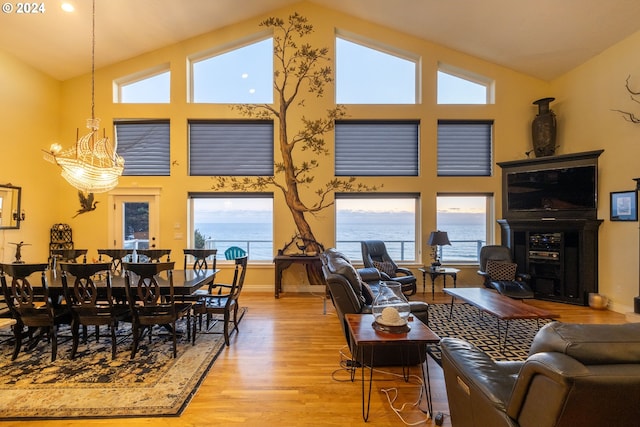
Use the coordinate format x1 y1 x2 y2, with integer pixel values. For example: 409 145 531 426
0 290 627 427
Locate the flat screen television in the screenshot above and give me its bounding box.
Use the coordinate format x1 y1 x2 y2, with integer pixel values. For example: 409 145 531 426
498 150 602 220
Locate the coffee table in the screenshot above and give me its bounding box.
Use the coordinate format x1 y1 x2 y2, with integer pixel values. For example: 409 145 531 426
345 313 440 421
444 287 559 351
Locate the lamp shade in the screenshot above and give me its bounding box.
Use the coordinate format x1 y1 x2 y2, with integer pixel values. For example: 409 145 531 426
428 231 451 246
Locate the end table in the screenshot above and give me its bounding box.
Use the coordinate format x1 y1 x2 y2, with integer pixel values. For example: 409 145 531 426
418 266 460 299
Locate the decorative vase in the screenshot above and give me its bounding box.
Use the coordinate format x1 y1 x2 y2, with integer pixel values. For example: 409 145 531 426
531 97 557 157
371 282 411 333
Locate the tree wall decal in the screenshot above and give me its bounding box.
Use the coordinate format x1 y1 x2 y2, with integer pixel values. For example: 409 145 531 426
213 13 379 266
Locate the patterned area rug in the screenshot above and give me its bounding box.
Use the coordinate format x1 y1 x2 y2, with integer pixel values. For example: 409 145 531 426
0 308 246 420
426 303 553 365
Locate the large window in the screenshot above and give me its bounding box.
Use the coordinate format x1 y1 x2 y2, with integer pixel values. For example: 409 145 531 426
190 37 273 104
114 66 170 103
436 195 490 264
114 120 171 176
437 120 493 176
190 194 273 261
335 121 419 176
335 194 418 262
189 120 274 176
336 34 418 104
437 63 493 104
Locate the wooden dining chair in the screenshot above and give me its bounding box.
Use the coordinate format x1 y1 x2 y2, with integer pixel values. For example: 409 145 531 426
97 249 134 272
183 248 217 271
60 262 130 359
123 261 192 358
136 249 171 263
192 256 247 346
0 263 72 361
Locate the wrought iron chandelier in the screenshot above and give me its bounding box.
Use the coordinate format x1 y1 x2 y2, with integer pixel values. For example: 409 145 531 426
43 0 123 193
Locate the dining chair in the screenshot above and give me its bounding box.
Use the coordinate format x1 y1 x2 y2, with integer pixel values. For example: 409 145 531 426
0 263 72 361
192 255 247 346
122 261 192 358
60 262 131 359
136 249 171 263
224 246 247 260
97 249 135 272
183 248 217 271
50 249 88 270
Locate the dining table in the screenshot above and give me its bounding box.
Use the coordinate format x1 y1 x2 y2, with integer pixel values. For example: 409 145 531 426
44 268 219 298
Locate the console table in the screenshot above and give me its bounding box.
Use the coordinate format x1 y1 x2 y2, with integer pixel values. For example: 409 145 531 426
273 254 322 298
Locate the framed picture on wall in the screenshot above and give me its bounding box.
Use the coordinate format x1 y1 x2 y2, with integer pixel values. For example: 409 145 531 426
610 190 638 221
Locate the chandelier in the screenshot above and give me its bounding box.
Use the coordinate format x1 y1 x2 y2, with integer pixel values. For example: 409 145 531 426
43 0 124 193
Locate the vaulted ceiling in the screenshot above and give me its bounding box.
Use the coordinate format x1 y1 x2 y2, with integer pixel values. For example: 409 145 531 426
1 0 640 81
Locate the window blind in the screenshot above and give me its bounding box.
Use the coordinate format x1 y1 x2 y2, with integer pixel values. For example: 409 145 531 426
335 121 419 176
437 120 493 176
115 120 170 176
189 121 274 176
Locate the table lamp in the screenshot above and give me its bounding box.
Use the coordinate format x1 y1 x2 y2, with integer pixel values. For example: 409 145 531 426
427 231 451 266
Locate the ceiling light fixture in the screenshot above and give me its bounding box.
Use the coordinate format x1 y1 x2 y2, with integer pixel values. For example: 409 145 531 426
44 0 123 193
61 2 75 13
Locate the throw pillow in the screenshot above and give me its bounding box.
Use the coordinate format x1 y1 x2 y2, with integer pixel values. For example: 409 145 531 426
372 260 396 278
485 260 517 281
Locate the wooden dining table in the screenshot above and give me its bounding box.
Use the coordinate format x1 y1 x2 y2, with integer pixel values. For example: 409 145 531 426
44 268 218 297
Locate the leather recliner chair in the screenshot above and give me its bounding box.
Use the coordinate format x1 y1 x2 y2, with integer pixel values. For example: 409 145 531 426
320 248 429 366
440 321 640 427
361 240 417 296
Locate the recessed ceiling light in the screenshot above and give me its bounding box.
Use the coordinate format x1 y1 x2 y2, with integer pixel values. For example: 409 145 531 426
241 73 249 79
61 2 75 12
249 89 256 94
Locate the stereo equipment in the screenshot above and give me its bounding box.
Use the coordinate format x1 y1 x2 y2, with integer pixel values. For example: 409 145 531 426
529 232 562 263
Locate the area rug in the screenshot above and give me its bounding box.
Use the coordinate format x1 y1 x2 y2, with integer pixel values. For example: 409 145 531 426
0 308 246 420
426 303 554 366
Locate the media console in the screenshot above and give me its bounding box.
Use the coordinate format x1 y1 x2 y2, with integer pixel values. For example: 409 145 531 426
497 150 604 306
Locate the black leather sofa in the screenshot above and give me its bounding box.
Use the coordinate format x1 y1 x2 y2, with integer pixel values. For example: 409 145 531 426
441 321 640 427
320 248 429 366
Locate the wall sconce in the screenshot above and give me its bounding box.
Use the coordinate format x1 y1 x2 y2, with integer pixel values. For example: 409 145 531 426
12 209 25 222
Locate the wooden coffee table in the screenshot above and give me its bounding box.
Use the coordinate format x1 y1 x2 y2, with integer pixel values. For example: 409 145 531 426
345 313 440 421
443 287 559 350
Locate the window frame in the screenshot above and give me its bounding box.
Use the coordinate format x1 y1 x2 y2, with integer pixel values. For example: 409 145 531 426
113 64 171 104
437 62 494 105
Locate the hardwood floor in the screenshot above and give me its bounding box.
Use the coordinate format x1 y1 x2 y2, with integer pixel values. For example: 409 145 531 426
0 290 627 427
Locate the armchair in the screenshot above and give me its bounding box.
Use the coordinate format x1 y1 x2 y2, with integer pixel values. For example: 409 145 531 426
361 240 417 296
441 321 640 427
478 245 533 299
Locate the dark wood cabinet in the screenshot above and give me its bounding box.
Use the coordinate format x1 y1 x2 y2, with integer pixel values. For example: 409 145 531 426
497 151 604 306
498 218 602 305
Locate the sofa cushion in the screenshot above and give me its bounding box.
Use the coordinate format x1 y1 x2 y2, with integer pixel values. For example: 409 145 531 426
529 322 640 364
373 260 396 277
326 253 366 303
486 260 517 281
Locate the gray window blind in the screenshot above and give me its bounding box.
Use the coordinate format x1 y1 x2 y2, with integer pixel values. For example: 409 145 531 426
189 121 274 176
115 120 170 176
335 121 419 176
437 120 493 176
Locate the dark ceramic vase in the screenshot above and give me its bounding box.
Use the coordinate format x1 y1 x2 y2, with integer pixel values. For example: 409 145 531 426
531 97 557 157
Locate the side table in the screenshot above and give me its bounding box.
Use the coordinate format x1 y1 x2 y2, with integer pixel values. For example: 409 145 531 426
418 266 460 299
345 313 440 421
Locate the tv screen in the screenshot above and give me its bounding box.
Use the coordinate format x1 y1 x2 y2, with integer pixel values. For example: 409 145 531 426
507 165 597 212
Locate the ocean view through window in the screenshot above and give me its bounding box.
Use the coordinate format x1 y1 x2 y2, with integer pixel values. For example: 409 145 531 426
436 195 490 263
191 196 273 261
335 195 417 262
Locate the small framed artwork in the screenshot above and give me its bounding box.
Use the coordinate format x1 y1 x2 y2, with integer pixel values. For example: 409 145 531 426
610 190 638 221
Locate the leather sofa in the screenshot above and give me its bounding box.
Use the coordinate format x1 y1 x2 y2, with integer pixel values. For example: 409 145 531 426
441 321 640 427
320 248 429 366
